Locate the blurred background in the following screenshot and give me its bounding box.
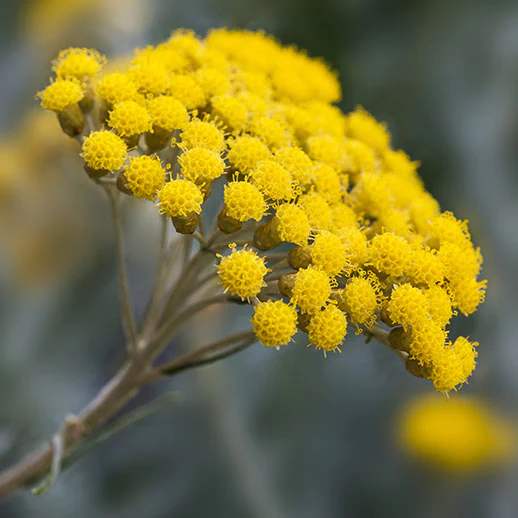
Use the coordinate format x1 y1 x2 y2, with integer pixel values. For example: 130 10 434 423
1 0 517 517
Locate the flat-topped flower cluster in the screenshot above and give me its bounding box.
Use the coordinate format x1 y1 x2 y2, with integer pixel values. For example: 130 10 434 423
37 28 486 393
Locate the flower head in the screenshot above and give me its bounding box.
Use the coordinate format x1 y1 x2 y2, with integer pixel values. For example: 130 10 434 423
178 119 225 152
179 147 226 183
157 179 203 217
308 304 347 353
147 96 189 131
108 100 151 138
227 135 271 173
38 77 84 112
53 47 106 79
291 265 331 314
82 130 127 172
96 73 142 105
123 155 166 200
217 247 269 299
310 231 345 277
251 300 298 347
274 204 310 246
224 181 267 222
250 159 295 201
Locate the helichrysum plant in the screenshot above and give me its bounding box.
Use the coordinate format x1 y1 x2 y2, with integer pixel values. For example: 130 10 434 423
0 28 487 496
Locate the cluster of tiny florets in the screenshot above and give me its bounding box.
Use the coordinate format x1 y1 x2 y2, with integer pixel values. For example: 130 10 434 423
217 246 269 299
123 155 167 201
81 130 127 172
38 77 85 112
39 28 487 393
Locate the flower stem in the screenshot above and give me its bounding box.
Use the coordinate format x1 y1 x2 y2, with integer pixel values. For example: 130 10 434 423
104 186 138 355
141 215 170 335
145 329 257 383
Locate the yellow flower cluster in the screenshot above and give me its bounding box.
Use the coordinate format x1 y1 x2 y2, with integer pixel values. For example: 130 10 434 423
398 395 516 472
38 29 487 393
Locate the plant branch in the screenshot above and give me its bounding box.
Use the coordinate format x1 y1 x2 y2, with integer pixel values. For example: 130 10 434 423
153 294 242 351
63 391 183 471
141 215 171 335
144 330 257 383
104 186 138 355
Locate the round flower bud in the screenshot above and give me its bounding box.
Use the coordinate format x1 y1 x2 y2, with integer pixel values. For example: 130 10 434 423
291 265 331 314
388 284 430 330
306 134 346 172
250 159 295 201
275 204 310 246
342 276 379 329
217 248 269 299
52 47 106 79
168 73 206 109
368 232 412 277
194 67 230 97
223 181 267 223
409 321 447 366
251 300 298 347
178 120 225 153
122 155 166 200
179 148 226 184
338 226 367 267
424 286 453 328
288 246 311 270
248 115 292 150
108 100 151 138
38 77 84 112
429 346 465 394
346 106 390 153
312 162 343 204
147 96 189 132
227 135 271 173
96 73 142 105
274 147 314 186
130 62 170 96
157 179 203 218
308 304 348 353
211 95 248 131
453 336 478 382
450 277 487 316
310 230 346 277
298 192 332 231
429 211 471 248
398 395 515 471
82 130 128 173
408 247 445 287
331 203 358 230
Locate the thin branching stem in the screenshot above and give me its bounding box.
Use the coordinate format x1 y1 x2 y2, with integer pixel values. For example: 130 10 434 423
62 392 183 471
104 186 138 355
141 215 170 335
144 330 257 383
153 294 240 350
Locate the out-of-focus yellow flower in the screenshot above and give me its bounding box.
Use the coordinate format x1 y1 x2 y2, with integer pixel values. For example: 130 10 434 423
398 394 516 472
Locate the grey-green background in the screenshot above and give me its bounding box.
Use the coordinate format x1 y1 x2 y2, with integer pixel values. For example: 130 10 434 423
0 0 517 517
